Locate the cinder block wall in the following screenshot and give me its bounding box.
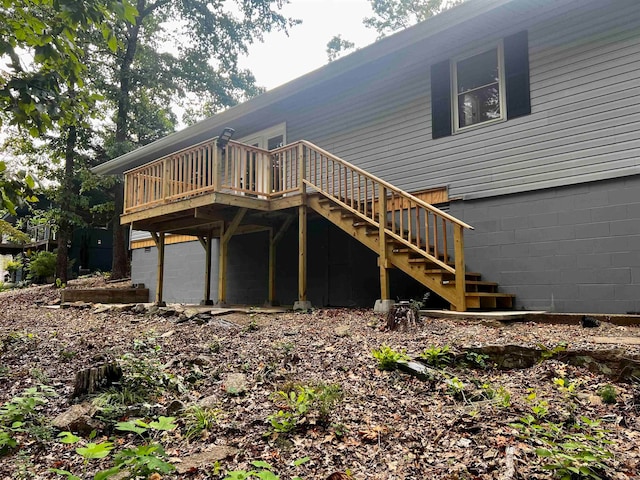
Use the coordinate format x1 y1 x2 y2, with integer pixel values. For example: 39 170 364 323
131 240 218 304
451 175 640 313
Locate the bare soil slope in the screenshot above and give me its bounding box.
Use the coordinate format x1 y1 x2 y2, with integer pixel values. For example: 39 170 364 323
0 278 639 479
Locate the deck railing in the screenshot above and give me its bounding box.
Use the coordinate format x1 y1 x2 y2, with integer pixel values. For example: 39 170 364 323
124 139 301 213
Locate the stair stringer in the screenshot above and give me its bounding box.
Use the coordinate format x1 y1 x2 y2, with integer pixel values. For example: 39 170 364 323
307 194 459 306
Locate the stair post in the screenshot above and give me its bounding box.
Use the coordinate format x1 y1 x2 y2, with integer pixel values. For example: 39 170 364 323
374 186 394 313
453 223 467 312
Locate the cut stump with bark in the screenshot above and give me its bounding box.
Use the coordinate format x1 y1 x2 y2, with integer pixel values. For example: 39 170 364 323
73 361 122 397
386 301 420 331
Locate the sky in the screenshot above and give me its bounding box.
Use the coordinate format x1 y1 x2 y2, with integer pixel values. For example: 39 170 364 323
237 0 379 91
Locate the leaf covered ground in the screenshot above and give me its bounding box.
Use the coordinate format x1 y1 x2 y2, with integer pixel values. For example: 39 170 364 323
1 278 640 479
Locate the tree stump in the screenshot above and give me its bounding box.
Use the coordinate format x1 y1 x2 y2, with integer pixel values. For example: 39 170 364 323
73 361 122 397
385 301 420 331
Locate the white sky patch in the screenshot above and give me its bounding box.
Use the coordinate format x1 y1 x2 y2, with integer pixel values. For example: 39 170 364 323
239 0 378 90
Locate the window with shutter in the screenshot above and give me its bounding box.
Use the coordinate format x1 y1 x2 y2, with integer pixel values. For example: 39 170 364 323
430 30 530 139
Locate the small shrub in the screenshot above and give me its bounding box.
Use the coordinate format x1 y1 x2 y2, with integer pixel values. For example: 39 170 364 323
598 384 617 404
371 344 410 371
27 251 56 283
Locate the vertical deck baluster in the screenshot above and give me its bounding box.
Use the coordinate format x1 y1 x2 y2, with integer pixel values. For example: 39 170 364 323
408 201 413 246
442 217 449 265
199 147 203 190
364 179 368 218
350 170 354 209
391 192 396 234
433 214 439 262
416 206 421 250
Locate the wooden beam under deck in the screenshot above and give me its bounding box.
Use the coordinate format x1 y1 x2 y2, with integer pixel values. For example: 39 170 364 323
121 191 271 225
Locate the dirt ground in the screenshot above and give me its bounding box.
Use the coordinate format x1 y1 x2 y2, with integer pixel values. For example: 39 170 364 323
1 277 639 479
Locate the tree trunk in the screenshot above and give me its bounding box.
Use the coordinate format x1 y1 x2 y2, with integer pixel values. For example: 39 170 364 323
110 5 143 280
56 124 77 284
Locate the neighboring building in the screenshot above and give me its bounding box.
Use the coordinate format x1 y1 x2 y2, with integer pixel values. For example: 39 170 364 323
94 0 640 313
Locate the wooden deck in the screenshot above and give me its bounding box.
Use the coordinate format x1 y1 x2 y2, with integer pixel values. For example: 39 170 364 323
122 138 514 311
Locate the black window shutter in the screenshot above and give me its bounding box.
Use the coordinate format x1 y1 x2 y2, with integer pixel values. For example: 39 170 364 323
430 60 452 139
504 30 531 119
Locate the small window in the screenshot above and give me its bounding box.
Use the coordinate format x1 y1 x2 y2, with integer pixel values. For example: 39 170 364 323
453 44 505 132
430 31 530 140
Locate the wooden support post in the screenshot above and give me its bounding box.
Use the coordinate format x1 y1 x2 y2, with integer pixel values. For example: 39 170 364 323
268 216 294 305
217 208 247 305
217 225 227 305
453 223 467 312
199 234 213 305
268 228 275 305
378 186 390 300
294 204 310 310
151 232 166 306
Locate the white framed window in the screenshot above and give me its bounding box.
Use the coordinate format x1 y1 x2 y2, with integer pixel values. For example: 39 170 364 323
452 43 506 132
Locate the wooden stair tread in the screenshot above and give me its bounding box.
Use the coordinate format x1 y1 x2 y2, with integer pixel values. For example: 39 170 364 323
465 292 515 298
443 280 498 287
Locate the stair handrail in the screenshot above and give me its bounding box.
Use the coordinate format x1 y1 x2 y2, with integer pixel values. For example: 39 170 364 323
294 140 473 230
295 139 472 310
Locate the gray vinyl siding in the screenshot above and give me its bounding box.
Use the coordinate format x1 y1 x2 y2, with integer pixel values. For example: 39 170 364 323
281 0 640 201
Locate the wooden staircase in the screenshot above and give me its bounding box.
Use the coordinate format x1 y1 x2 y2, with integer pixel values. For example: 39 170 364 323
308 195 514 310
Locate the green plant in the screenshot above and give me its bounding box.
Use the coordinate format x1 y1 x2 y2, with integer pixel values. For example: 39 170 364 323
244 320 259 332
539 342 568 361
597 384 617 404
6 259 21 274
371 344 410 371
419 345 453 368
511 412 613 479
183 405 222 441
92 354 185 423
446 377 466 401
27 251 57 282
208 338 222 353
52 417 177 479
479 383 511 407
55 278 66 288
0 385 56 455
268 383 342 433
224 458 308 480
462 351 490 369
59 348 77 362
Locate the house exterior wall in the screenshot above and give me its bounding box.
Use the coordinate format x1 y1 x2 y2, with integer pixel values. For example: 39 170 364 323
451 175 640 313
281 0 639 200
